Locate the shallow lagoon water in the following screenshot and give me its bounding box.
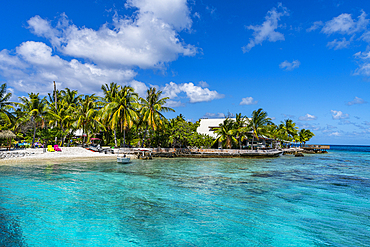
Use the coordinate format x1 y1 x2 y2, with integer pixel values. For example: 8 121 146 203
1 147 370 246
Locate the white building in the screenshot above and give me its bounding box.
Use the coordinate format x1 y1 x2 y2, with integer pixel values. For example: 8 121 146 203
197 118 238 138
197 118 275 148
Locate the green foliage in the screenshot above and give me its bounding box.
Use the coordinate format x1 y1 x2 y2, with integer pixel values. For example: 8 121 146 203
166 117 214 148
1 80 316 149
0 83 15 129
213 118 238 149
297 129 315 146
17 93 49 146
248 108 272 150
279 119 299 141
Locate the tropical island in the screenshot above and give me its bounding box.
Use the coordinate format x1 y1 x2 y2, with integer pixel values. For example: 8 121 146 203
0 82 315 158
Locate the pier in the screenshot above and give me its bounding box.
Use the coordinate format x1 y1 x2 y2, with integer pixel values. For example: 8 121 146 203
302 145 330 153
117 148 283 158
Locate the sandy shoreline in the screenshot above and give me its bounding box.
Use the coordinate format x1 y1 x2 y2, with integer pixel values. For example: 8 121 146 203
0 146 309 165
0 147 118 165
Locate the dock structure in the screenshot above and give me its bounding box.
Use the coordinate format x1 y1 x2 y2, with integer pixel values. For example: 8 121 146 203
302 145 330 153
116 148 283 158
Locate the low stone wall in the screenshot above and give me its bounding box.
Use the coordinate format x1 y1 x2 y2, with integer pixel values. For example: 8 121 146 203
0 151 35 159
125 148 283 158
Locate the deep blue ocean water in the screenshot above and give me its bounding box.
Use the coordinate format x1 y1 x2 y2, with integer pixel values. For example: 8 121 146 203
0 145 369 246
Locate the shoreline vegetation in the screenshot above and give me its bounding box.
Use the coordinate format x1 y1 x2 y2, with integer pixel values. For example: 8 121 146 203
1 82 315 154
0 145 325 165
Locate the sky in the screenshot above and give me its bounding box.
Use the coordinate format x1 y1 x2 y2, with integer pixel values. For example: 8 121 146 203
1 0 370 145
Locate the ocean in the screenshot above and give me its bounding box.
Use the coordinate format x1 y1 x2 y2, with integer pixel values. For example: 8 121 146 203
0 145 369 246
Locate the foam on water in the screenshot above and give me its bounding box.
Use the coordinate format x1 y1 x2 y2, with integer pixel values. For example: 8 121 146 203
0 147 369 246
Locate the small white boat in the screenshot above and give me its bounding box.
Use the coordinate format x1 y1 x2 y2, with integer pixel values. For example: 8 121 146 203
117 155 130 164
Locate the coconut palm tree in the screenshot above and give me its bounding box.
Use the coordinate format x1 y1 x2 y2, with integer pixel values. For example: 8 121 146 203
248 108 272 150
18 93 49 147
297 129 315 146
101 82 120 147
102 86 139 147
279 119 299 142
139 87 174 147
76 94 101 145
0 83 14 129
213 118 237 149
61 88 80 108
233 113 250 149
48 100 74 146
265 124 284 149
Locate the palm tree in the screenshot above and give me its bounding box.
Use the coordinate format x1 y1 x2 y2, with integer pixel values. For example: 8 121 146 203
101 82 120 147
265 124 282 149
47 89 63 106
76 94 101 145
279 119 299 142
0 83 14 129
248 108 272 150
213 118 237 149
61 88 80 108
48 100 74 146
18 93 49 147
102 86 139 147
298 129 315 146
233 113 250 149
139 87 174 147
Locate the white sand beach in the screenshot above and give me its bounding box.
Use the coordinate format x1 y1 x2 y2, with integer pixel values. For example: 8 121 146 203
0 147 118 165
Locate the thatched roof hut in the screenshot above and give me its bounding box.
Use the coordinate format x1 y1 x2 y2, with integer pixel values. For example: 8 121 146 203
0 130 16 139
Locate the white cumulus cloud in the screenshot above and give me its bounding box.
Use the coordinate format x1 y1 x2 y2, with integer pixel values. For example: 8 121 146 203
354 51 370 77
240 97 258 105
162 81 224 104
298 114 317 121
329 131 341 137
27 11 196 69
126 0 192 31
202 112 225 118
331 110 349 120
0 0 198 95
0 42 136 95
242 3 289 52
321 11 369 35
279 60 300 71
164 100 185 108
327 38 351 50
128 80 148 98
307 21 323 32
347 96 367 106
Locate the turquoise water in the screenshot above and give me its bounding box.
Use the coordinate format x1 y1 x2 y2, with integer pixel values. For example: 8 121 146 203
1 147 370 246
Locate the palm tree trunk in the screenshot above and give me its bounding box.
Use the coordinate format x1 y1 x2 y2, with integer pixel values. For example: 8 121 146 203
82 125 86 146
32 119 36 148
61 126 65 147
251 136 254 150
123 128 126 147
114 129 117 148
142 125 148 148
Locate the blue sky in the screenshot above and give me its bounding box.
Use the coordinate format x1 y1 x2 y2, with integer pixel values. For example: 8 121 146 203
1 0 370 145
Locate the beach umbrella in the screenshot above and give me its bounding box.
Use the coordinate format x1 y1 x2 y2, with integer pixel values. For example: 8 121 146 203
0 130 16 139
0 130 16 150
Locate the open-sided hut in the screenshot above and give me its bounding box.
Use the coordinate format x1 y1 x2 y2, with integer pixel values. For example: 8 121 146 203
0 130 16 150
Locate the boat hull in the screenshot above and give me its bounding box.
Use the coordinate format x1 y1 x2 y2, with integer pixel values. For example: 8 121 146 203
117 157 131 164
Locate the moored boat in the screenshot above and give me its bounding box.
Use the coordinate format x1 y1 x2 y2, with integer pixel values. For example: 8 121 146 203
117 155 130 163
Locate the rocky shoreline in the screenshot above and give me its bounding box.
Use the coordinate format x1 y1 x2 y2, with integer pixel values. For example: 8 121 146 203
0 151 35 159
0 146 328 164
0 147 117 164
